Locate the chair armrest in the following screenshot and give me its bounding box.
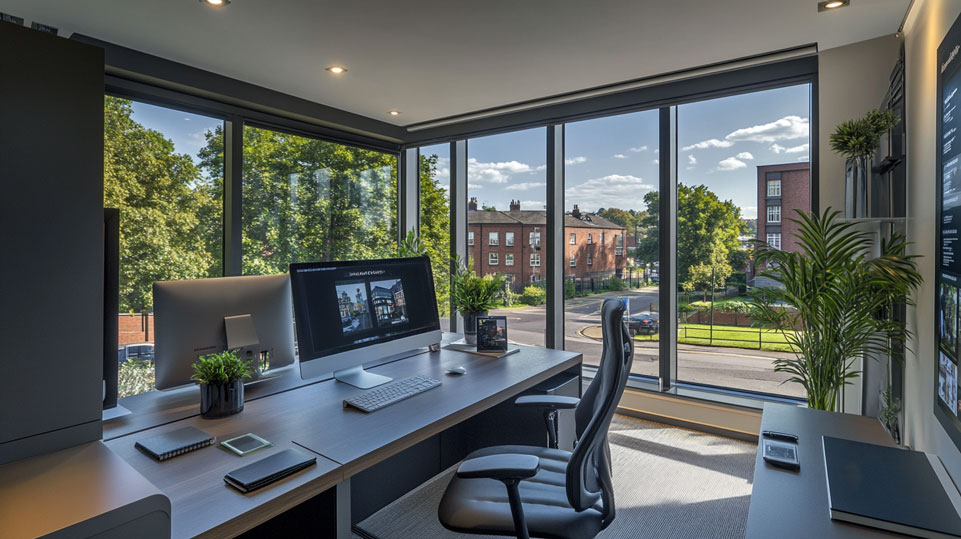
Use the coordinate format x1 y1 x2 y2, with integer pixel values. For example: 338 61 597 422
514 395 579 409
456 454 540 481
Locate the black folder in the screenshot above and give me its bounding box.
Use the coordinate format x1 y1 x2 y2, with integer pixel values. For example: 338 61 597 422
823 436 961 538
224 448 317 493
135 426 215 461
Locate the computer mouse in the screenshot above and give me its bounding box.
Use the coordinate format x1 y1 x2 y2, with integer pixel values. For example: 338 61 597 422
446 366 467 375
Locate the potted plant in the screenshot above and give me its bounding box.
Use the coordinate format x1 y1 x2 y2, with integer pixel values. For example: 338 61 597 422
750 209 921 411
191 350 253 419
451 258 505 345
829 108 898 218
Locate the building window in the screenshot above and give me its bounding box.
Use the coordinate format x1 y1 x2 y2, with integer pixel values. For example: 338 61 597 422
587 233 593 244
767 233 782 250
767 205 781 223
767 179 782 197
468 231 474 246
530 231 541 247
531 274 539 283
570 255 576 267
530 253 541 267
505 253 514 266
616 234 624 256
505 232 514 246
587 255 593 266
504 273 514 284
489 232 499 246
569 233 576 244
600 232 605 244
489 252 499 265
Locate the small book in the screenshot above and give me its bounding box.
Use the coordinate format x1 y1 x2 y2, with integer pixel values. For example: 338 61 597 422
224 448 317 493
823 436 961 538
135 426 215 461
445 342 520 359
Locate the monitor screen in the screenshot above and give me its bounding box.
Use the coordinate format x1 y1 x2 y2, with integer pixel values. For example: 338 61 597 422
290 257 440 366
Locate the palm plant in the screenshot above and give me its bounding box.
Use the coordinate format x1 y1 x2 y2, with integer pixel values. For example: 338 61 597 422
750 209 921 411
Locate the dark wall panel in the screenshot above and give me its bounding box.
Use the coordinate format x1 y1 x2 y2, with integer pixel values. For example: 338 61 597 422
0 21 105 463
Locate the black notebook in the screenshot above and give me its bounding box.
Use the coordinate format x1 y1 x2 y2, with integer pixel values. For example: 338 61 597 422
135 426 215 461
823 436 961 538
224 448 317 493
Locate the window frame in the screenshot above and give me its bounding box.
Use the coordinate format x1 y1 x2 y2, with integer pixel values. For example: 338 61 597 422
468 231 475 246
489 252 499 265
767 205 782 223
530 253 541 267
569 233 576 244
505 232 514 246
505 253 514 266
489 231 499 246
767 179 782 197
570 254 576 267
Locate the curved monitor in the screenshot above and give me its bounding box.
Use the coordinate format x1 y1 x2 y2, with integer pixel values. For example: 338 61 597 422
290 257 441 388
153 274 296 390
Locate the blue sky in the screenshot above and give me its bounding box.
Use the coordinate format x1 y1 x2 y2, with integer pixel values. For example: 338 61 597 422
134 83 810 220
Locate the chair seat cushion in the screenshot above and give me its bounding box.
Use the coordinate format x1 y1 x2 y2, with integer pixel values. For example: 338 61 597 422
438 445 604 539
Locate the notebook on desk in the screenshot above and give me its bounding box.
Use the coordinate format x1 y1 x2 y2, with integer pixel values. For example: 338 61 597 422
135 426 215 461
822 436 961 538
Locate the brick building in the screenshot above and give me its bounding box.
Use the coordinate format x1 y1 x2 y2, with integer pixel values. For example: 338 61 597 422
757 162 810 254
468 198 627 291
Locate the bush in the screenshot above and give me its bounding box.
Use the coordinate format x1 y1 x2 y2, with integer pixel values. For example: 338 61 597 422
607 276 626 291
564 279 576 299
519 285 546 305
119 359 155 398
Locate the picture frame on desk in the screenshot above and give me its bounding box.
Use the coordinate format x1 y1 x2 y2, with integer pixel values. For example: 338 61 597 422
476 316 508 352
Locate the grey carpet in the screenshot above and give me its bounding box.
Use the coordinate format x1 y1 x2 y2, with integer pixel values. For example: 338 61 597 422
353 415 756 539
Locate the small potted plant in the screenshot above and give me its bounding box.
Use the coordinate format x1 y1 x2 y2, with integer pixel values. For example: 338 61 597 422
829 108 898 218
451 258 505 345
192 350 253 419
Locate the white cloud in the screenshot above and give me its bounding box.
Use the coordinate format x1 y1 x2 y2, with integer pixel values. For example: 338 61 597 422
736 152 754 160
565 156 587 165
717 157 747 171
518 200 545 210
629 145 648 153
797 155 809 161
467 183 483 189
565 174 655 212
613 154 628 159
726 115 808 143
769 143 809 154
741 206 758 219
654 149 659 154
687 154 697 165
467 158 544 184
682 138 734 151
505 181 547 191
653 159 659 165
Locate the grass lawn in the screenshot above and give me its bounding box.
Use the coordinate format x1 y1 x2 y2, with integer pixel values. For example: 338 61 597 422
633 323 797 353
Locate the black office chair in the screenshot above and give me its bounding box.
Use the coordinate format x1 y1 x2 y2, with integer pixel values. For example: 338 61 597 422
438 299 632 539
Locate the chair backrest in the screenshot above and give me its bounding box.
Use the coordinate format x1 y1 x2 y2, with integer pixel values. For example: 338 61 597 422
567 298 632 524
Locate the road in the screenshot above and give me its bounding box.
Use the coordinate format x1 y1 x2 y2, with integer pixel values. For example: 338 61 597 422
483 287 805 399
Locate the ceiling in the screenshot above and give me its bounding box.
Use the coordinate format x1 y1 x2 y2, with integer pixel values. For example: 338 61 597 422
0 0 909 127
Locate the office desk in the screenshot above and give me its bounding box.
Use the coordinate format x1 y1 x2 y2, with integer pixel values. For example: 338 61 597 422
105 343 581 538
746 403 900 538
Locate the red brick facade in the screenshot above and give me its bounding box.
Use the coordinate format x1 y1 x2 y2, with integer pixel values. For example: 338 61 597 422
757 163 810 254
467 200 626 290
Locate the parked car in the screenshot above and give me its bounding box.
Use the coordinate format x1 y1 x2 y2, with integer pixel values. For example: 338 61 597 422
626 312 659 335
118 342 155 363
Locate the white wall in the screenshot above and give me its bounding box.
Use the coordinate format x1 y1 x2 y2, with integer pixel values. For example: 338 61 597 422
818 34 901 211
902 0 961 482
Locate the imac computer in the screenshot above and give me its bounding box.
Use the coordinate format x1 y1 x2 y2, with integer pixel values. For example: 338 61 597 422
153 274 296 390
290 256 442 388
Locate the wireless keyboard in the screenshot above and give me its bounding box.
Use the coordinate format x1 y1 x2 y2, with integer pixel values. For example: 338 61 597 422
343 375 442 413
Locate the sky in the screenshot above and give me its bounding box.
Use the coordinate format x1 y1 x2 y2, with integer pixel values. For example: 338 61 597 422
134 83 810 221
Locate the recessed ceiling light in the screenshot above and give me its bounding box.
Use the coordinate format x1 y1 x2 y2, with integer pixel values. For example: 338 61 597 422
388 110 401 116
326 65 347 74
818 0 849 11
201 0 230 6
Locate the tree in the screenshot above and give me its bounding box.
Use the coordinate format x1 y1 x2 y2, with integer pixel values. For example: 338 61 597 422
635 184 746 283
418 153 452 315
104 96 220 312
596 207 639 231
683 238 732 301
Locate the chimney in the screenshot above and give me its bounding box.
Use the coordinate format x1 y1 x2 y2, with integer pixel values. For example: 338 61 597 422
572 204 581 219
468 197 478 211
509 199 520 211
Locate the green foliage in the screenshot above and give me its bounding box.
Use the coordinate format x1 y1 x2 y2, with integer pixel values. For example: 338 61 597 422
607 276 626 291
451 258 505 314
418 154 452 316
596 207 644 232
750 209 922 410
682 238 733 301
880 386 902 442
564 278 576 300
829 108 898 158
191 350 253 385
636 185 746 284
397 229 427 258
519 285 547 306
118 359 155 398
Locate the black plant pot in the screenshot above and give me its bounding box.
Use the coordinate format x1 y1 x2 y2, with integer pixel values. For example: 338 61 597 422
200 379 245 419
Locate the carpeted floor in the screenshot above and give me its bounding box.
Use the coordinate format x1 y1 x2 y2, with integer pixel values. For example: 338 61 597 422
353 414 757 539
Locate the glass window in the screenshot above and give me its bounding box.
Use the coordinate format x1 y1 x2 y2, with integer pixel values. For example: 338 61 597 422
564 109 659 376
530 253 541 266
587 233 593 244
241 125 396 275
570 233 576 244
767 205 781 223
676 83 810 398
506 232 514 246
489 252 499 265
767 179 781 197
766 233 782 250
600 232 605 244
468 231 474 245
489 232 499 245
505 253 514 266
418 143 451 319
530 231 541 246
587 255 593 266
105 96 224 398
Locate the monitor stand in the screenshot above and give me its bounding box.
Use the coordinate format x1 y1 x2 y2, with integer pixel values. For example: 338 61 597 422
333 365 392 389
